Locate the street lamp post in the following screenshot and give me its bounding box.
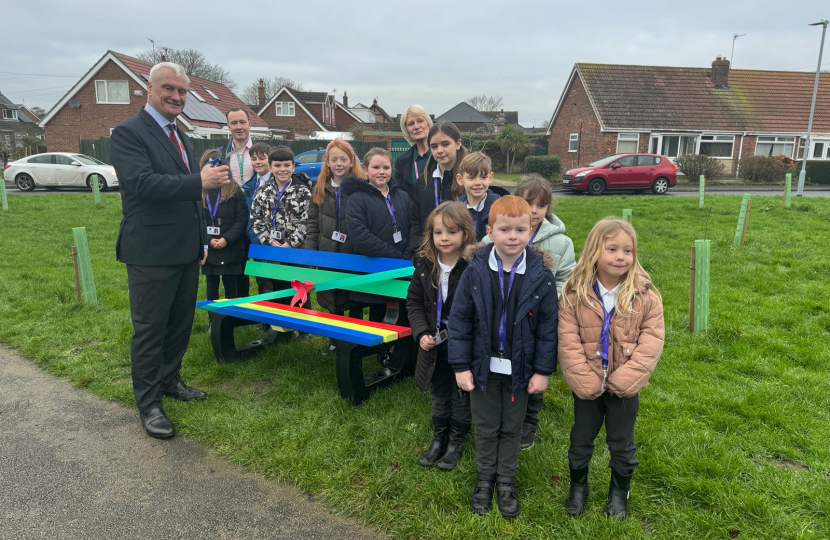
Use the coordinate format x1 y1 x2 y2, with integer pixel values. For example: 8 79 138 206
797 20 828 197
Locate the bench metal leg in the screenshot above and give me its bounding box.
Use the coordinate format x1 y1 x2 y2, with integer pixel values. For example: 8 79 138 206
209 311 291 363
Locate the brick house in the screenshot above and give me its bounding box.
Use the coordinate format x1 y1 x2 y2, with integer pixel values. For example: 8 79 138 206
547 58 830 175
256 86 364 139
39 50 268 152
0 91 44 162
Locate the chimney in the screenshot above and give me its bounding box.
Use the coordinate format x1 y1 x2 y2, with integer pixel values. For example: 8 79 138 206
711 56 730 88
257 79 266 107
160 54 167 62
342 91 348 108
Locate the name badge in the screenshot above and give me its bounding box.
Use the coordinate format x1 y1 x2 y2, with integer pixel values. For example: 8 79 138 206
332 231 347 243
270 230 283 241
207 226 221 236
432 329 448 345
392 230 402 244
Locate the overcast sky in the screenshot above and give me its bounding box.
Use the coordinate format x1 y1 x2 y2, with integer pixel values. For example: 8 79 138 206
2 0 828 127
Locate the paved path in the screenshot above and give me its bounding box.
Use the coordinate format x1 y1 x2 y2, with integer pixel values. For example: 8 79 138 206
0 344 387 540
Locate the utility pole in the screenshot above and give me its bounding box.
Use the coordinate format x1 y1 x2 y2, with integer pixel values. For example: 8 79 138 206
731 34 746 67
797 20 828 197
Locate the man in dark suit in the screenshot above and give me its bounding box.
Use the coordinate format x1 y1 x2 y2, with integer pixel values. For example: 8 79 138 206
111 62 230 439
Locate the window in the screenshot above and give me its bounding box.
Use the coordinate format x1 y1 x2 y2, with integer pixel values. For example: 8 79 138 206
698 134 734 158
2 109 18 120
95 80 129 104
73 154 105 165
275 101 295 116
755 136 795 158
202 86 220 100
296 152 319 165
54 155 75 165
616 133 639 153
797 139 806 160
28 155 52 164
568 133 579 152
613 156 636 167
815 142 827 160
637 155 658 166
188 89 206 102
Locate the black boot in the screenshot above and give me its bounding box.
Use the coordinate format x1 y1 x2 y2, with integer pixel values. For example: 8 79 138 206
605 468 632 520
495 475 520 518
437 420 470 471
470 473 495 514
564 467 589 516
418 417 450 467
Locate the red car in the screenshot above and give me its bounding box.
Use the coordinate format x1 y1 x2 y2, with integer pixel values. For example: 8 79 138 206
562 153 677 195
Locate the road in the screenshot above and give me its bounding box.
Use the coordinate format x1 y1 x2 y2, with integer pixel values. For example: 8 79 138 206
0 344 387 540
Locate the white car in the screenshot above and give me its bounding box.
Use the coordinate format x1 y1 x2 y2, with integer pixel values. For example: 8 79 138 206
3 152 119 191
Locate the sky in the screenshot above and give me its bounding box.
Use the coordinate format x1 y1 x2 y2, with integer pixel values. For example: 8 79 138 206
2 0 828 128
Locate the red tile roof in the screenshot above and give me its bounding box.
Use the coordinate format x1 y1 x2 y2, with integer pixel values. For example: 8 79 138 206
113 51 267 128
575 62 830 133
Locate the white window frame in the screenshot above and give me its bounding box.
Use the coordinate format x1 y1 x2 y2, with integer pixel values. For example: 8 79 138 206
188 89 206 102
754 135 796 159
616 132 639 154
2 109 18 120
697 134 735 159
805 139 830 160
568 133 579 152
95 80 130 104
202 86 220 100
275 101 295 117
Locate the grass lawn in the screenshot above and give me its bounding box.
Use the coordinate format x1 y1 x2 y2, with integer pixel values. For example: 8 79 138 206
1 193 829 539
493 172 525 183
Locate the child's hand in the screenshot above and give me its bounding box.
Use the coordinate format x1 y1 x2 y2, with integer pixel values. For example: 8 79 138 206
527 373 550 394
419 334 436 350
455 370 475 392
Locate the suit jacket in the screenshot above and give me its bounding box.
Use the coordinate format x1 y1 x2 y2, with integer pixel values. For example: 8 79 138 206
111 108 207 266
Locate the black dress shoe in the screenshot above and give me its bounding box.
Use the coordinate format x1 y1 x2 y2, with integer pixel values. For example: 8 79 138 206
470 473 495 514
162 381 207 402
496 475 520 518
140 407 174 439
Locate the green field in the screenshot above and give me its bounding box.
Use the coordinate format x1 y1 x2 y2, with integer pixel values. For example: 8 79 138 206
1 193 828 539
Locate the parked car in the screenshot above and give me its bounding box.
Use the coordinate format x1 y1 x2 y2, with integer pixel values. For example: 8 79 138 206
4 152 118 192
293 150 325 182
562 153 676 195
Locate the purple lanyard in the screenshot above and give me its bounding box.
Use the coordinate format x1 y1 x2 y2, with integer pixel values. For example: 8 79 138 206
270 179 292 228
414 159 420 180
384 192 398 231
334 186 342 231
592 282 615 371
528 222 542 244
495 251 524 356
436 272 447 328
205 190 221 223
433 174 443 208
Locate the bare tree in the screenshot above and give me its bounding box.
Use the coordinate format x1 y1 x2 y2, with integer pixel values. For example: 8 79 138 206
467 94 504 112
239 77 306 107
137 47 237 89
27 106 46 119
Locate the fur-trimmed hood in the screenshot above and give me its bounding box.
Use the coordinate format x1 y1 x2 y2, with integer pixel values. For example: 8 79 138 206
466 242 555 272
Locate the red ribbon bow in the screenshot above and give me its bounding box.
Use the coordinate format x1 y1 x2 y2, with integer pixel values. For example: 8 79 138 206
290 279 314 308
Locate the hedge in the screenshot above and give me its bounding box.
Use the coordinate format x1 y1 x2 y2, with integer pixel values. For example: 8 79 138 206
738 156 793 184
794 160 830 185
524 156 561 180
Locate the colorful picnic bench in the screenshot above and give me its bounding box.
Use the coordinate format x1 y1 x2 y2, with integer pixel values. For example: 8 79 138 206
197 245 417 404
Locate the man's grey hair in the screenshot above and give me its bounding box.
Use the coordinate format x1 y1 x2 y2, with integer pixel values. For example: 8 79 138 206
149 62 190 85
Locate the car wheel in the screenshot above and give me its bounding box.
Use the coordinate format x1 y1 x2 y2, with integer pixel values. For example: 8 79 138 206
15 173 35 191
87 174 107 192
587 178 606 195
651 177 669 194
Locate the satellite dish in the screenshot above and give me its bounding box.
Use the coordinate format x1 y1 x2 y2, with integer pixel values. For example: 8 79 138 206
68 99 81 108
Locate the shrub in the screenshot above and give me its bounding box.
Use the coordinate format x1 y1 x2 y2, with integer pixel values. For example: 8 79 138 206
794 160 830 185
674 155 725 180
738 155 794 184
524 155 561 180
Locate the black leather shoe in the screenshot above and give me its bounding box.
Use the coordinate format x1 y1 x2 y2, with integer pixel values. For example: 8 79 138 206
140 407 174 439
496 475 520 518
470 473 495 514
162 381 207 402
565 467 590 516
605 468 632 520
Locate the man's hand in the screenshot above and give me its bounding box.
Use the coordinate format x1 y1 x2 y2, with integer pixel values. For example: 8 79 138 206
455 370 475 392
527 373 550 394
419 334 436 350
210 238 227 249
200 248 208 266
201 164 230 190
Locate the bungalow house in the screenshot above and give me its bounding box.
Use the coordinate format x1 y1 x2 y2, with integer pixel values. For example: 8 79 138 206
39 50 269 152
436 102 522 133
256 86 366 139
546 58 830 175
0 92 44 163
